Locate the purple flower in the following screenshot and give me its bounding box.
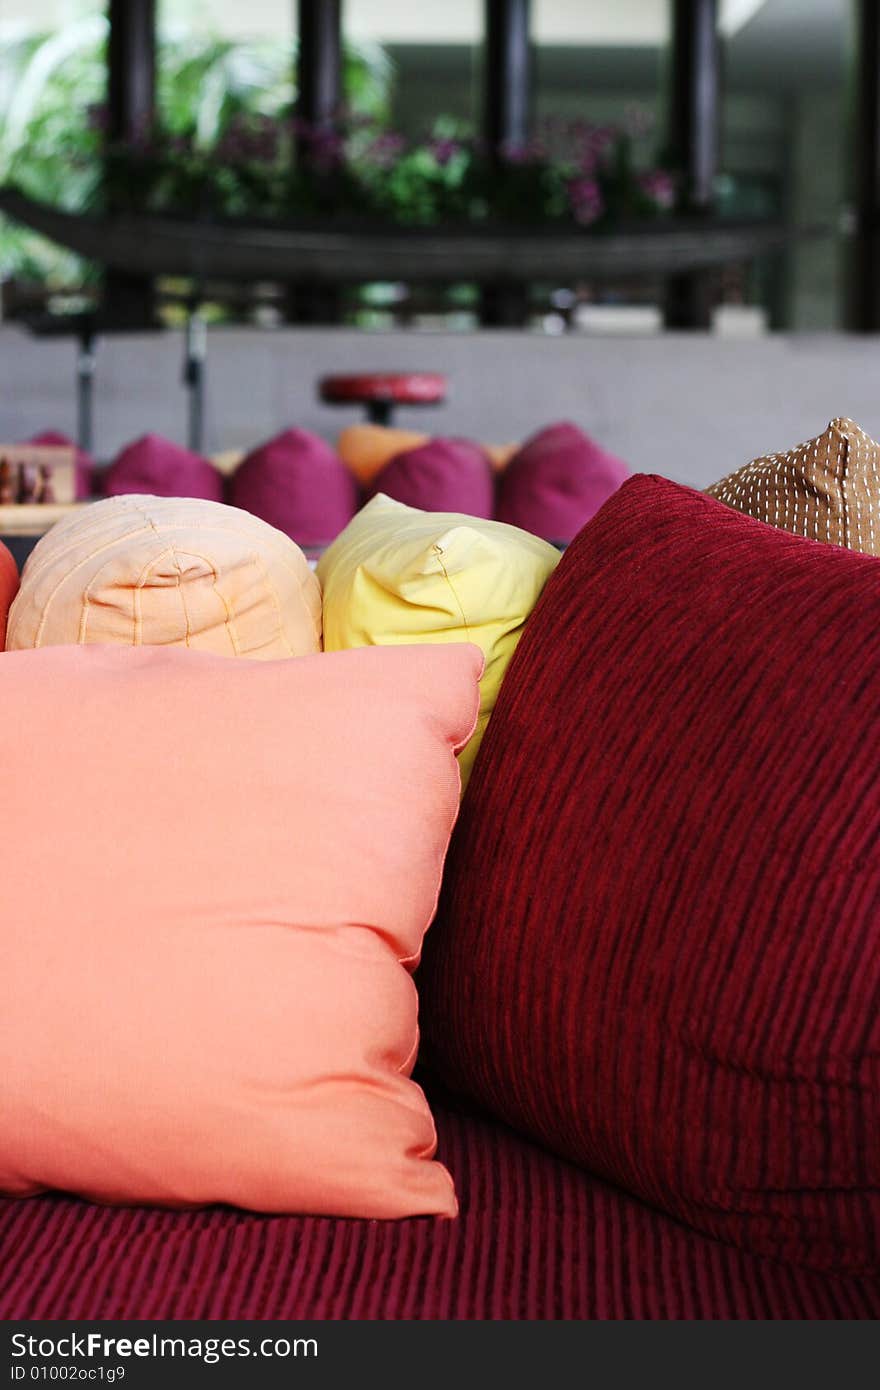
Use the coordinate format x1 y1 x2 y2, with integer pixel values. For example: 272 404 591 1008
295 123 346 170
428 136 461 167
214 112 280 165
363 132 406 170
578 145 599 176
587 124 616 158
500 136 547 165
568 175 604 227
639 169 676 210
499 138 529 165
567 122 619 174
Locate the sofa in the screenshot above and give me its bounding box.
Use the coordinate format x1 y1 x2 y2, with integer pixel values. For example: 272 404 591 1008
3 1083 877 1320
3 426 880 1321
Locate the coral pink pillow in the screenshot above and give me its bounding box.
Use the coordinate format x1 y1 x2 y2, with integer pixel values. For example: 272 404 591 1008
368 439 494 519
26 430 94 500
228 429 357 546
104 433 223 502
497 422 629 543
0 541 19 649
0 641 481 1217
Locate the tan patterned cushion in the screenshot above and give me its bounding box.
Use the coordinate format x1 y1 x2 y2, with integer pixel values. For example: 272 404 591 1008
706 418 880 554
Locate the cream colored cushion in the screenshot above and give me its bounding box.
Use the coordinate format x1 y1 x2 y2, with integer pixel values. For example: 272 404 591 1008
7 494 322 658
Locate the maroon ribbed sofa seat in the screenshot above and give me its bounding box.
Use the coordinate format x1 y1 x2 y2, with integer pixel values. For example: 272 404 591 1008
2 1087 878 1321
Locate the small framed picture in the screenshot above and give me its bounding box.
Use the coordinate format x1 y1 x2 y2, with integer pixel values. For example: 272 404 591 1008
0 444 77 506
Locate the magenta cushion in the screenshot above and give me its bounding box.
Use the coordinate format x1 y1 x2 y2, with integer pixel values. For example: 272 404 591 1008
104 433 223 502
228 429 357 546
368 438 494 519
497 422 629 543
26 430 94 501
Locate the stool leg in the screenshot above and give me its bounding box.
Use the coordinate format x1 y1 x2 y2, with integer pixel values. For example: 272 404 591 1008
76 326 97 456
366 399 393 427
184 309 207 454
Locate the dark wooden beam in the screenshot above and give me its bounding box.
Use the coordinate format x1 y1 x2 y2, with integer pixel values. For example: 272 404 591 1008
105 0 157 327
107 0 155 142
850 0 880 331
296 0 342 143
291 0 343 323
481 0 533 327
664 0 721 330
484 0 532 161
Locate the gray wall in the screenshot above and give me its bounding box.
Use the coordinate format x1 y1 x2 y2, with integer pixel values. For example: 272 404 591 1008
4 323 880 489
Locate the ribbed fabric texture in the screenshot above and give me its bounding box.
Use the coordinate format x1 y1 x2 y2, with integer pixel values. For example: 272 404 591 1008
419 474 880 1276
2 1095 877 1320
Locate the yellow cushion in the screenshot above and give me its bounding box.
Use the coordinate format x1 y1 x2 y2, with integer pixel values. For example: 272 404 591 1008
317 493 560 789
210 449 245 476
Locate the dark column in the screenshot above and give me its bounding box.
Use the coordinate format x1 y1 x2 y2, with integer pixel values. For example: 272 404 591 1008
296 0 342 146
484 0 532 159
850 0 880 331
290 0 343 324
663 0 721 330
480 0 533 328
105 0 157 326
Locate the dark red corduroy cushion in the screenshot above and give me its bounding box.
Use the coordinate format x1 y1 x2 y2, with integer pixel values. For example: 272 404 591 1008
1 1094 877 1320
419 474 880 1277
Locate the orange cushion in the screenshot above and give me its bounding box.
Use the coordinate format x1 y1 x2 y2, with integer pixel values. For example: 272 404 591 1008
484 442 519 471
0 641 481 1216
337 424 430 486
338 425 518 486
6 495 321 658
0 541 19 650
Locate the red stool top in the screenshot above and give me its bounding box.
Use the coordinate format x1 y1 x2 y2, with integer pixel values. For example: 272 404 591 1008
319 373 447 406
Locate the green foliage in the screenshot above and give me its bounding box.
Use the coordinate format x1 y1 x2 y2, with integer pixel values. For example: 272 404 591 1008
0 15 392 284
0 15 105 285
0 16 677 292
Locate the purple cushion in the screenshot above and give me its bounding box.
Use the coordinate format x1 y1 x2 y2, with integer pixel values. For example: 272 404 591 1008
26 431 94 501
104 433 223 502
368 438 494 519
498 422 629 543
228 429 357 546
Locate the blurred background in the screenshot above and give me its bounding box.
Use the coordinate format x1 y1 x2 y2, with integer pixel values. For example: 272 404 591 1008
0 1 876 484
